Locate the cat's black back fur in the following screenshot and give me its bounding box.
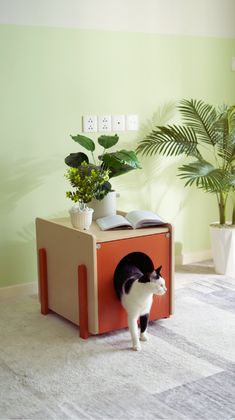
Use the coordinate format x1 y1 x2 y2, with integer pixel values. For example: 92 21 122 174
114 260 143 300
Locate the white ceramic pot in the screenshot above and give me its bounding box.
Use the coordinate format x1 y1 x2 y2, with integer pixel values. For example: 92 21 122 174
69 207 94 230
89 191 117 220
210 224 235 277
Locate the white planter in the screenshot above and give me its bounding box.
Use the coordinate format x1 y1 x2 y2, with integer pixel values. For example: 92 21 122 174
89 191 117 220
69 207 94 230
210 224 235 277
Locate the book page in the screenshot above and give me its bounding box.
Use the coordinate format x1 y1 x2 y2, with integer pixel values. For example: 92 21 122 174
126 210 165 229
96 214 132 231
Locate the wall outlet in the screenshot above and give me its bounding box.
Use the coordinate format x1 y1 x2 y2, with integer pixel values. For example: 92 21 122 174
126 114 139 131
98 115 112 132
83 115 97 133
112 115 125 132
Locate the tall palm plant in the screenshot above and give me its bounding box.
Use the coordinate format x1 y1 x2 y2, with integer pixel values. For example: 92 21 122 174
137 99 235 225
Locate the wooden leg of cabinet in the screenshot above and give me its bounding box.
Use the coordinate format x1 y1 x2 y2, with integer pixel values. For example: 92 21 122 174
78 264 89 339
38 248 49 315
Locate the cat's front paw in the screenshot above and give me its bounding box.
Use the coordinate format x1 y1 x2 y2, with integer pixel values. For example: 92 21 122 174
140 332 148 342
132 342 141 351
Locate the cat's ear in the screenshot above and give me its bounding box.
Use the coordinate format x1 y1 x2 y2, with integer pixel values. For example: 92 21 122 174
155 265 162 276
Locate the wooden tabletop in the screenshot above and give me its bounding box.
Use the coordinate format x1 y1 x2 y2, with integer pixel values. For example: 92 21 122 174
45 216 170 243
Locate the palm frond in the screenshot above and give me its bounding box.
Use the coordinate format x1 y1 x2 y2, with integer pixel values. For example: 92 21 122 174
228 105 235 132
178 160 227 193
228 167 235 188
179 99 217 146
136 124 202 159
217 131 235 164
214 109 229 162
215 106 235 164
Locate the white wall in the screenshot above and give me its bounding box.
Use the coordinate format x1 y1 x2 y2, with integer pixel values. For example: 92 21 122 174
0 0 235 37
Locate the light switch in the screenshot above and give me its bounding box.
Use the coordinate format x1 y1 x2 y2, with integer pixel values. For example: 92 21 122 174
126 114 139 131
112 115 125 132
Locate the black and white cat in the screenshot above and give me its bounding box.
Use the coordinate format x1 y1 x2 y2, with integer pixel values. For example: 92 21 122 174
114 262 167 351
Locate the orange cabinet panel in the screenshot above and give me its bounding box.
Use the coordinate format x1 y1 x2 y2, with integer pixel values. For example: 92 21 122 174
97 233 171 334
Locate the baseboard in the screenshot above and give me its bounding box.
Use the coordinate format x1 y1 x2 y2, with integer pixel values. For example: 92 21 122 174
175 249 212 266
0 282 38 299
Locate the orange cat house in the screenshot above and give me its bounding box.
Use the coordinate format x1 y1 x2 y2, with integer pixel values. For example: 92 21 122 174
36 217 174 338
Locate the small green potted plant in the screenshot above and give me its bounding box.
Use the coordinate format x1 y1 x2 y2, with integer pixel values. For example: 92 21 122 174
65 133 141 219
65 161 110 229
137 99 235 276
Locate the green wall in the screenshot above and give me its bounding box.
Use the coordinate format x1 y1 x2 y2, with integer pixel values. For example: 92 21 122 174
0 24 234 286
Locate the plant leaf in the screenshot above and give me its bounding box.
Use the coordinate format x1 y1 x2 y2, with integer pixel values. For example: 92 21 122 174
100 150 141 178
215 105 235 164
228 169 235 188
136 124 201 158
228 105 235 132
98 134 119 149
178 160 227 193
70 134 95 152
179 99 217 146
94 181 112 200
65 152 89 168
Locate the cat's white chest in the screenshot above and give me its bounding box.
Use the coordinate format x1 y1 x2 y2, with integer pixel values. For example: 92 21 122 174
121 282 153 316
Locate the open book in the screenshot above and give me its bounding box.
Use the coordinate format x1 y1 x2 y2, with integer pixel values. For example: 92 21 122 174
96 210 166 231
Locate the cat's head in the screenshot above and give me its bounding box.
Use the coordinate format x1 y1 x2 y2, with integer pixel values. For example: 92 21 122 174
149 266 167 296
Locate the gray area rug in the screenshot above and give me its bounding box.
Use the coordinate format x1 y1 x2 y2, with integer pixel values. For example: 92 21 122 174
0 261 235 419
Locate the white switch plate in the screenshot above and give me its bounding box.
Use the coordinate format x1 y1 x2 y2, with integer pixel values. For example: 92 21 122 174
126 114 139 131
83 115 97 133
112 115 125 132
98 115 112 132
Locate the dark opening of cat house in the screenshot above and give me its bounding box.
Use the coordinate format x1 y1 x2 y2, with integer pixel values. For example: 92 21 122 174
115 252 154 274
113 252 154 299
